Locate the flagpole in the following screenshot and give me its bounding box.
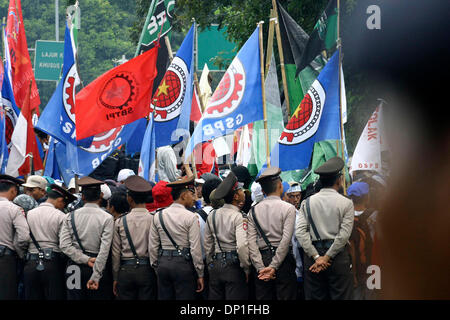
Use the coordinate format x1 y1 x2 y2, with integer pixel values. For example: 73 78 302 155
135 0 157 57
258 21 270 168
265 11 276 78
271 0 291 117
337 0 347 194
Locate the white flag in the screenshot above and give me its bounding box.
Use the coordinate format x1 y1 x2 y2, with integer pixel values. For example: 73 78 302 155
236 125 252 167
350 103 384 173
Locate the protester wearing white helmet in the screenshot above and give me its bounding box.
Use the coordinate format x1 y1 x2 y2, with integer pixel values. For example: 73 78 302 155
117 169 135 184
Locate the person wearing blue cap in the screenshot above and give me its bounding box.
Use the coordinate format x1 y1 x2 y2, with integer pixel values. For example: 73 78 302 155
347 181 376 300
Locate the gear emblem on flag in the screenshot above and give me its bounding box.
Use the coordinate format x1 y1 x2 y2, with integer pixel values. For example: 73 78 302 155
204 58 245 118
63 64 80 123
151 56 187 122
81 126 123 153
279 80 325 145
98 72 137 110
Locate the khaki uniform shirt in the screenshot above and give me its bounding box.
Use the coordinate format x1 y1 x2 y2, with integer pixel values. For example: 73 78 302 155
149 203 204 278
296 188 354 259
26 203 65 254
247 195 296 272
0 197 29 258
111 208 154 281
204 204 250 274
59 203 114 282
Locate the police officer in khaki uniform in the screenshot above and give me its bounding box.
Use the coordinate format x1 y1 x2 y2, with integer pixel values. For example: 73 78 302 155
149 176 204 300
112 175 157 300
0 175 29 300
24 184 76 300
296 157 354 300
59 177 114 300
247 167 297 300
205 171 250 300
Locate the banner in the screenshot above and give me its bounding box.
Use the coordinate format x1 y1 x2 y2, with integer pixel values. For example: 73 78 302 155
151 24 194 148
350 103 384 174
6 0 40 113
185 26 263 161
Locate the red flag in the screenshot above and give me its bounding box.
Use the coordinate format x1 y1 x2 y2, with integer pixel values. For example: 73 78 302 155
75 47 158 140
6 0 40 114
190 86 202 122
5 81 43 177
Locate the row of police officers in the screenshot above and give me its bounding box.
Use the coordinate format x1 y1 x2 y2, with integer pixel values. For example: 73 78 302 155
0 157 355 300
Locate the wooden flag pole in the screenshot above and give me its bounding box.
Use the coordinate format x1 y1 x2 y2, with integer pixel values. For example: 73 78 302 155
337 0 346 194
258 21 270 168
271 0 291 116
265 11 276 78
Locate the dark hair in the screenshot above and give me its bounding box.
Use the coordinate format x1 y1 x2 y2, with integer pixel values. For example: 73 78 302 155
260 178 279 195
109 192 129 214
223 190 236 204
171 188 188 201
319 174 341 188
202 179 221 204
350 194 368 206
47 190 64 200
82 187 101 202
128 191 149 205
0 182 16 193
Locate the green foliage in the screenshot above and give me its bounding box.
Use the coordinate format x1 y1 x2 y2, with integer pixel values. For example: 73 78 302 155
0 0 137 110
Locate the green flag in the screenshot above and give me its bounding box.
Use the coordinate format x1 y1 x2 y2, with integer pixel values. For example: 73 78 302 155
299 140 350 190
297 0 338 73
135 0 175 95
277 1 326 116
248 55 284 176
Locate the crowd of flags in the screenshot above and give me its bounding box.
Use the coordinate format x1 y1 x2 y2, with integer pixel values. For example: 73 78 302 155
0 0 386 188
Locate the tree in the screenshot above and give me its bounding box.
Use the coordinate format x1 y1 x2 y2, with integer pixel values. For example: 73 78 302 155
132 0 374 153
0 0 138 110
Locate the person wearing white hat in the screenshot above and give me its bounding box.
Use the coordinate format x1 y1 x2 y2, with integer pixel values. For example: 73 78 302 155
117 169 135 184
22 175 48 204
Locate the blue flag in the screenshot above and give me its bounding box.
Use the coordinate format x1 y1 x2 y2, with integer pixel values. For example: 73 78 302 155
138 113 157 182
151 24 194 148
36 23 92 147
125 117 147 155
267 51 341 172
185 26 263 161
1 69 20 148
43 137 61 180
55 118 146 185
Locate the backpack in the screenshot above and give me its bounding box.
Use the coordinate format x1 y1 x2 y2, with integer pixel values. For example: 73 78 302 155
349 209 375 285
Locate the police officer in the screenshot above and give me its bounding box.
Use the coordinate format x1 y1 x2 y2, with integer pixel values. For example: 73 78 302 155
59 177 114 300
0 175 29 300
296 157 354 300
205 171 250 300
111 175 157 300
23 184 76 300
149 176 204 300
247 167 297 300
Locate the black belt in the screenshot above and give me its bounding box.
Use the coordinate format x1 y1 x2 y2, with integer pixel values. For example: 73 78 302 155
312 239 334 250
26 251 63 261
120 258 150 266
214 251 238 260
84 252 98 258
260 247 278 255
159 249 189 257
0 245 16 257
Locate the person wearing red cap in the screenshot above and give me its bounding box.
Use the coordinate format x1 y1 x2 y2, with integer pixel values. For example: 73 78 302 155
146 181 173 212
